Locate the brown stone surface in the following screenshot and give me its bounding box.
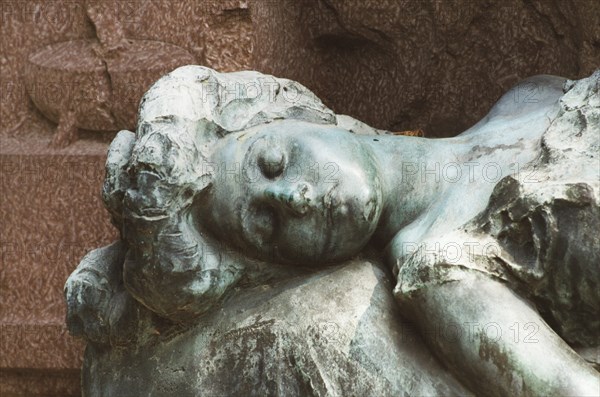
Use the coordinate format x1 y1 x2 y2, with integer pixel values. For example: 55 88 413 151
1 369 80 397
24 38 196 137
0 132 116 396
0 134 117 346
20 0 199 145
251 0 600 137
1 0 253 137
1 1 252 394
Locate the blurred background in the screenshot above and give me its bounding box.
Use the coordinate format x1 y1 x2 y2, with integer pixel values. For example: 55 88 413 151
1 0 598 395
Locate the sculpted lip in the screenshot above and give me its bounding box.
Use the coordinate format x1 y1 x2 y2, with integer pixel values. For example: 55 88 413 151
265 183 314 217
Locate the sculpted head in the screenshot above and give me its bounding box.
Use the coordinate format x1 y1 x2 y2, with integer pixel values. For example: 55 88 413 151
101 66 383 320
200 121 383 264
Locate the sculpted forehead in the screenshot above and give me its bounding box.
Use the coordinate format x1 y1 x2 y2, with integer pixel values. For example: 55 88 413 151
212 120 366 162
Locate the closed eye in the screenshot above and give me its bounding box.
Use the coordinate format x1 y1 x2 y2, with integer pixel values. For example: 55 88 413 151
258 147 286 179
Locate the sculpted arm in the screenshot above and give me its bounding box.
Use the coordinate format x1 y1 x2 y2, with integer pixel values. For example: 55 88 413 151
419 275 597 396
395 256 599 396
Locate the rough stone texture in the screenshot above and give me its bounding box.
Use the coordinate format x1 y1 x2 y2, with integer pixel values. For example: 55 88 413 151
390 71 600 394
0 137 116 325
476 71 600 346
1 0 253 139
0 135 117 395
0 369 81 397
250 0 600 137
24 38 195 145
394 71 600 347
1 2 252 395
22 0 198 147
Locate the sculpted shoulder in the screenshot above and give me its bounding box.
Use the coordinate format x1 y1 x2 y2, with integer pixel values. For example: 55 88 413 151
386 75 570 266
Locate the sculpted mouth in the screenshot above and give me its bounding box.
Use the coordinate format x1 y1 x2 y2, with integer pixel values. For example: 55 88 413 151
294 184 314 215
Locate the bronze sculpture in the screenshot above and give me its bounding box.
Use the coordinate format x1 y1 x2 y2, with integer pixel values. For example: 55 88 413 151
66 66 599 396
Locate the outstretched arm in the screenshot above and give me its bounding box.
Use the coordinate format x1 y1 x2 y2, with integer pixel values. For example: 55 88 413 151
400 271 599 396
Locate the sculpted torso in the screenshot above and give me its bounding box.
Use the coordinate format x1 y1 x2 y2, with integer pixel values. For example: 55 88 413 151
65 66 600 396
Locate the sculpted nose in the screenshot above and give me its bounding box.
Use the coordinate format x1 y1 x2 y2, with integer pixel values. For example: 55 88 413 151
264 183 314 216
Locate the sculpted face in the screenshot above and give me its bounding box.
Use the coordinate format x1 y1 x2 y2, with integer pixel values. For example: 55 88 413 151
100 120 383 320
200 121 383 264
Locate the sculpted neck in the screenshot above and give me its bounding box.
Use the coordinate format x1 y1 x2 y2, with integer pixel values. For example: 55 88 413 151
358 134 464 244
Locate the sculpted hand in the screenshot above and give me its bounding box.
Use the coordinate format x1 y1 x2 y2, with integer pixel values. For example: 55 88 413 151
65 241 152 346
65 269 112 344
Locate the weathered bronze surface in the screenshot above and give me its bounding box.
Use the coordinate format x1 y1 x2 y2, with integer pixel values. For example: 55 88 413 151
66 66 600 396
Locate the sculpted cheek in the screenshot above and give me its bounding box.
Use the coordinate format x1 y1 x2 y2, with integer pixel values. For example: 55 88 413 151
241 203 276 247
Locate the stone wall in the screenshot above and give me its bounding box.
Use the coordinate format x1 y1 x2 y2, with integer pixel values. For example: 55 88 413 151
251 0 600 136
0 1 252 396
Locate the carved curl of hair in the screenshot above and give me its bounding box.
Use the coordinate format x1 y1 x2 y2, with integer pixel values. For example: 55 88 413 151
102 65 339 231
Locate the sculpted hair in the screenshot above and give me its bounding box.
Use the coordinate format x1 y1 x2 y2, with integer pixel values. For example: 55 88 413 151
102 65 338 228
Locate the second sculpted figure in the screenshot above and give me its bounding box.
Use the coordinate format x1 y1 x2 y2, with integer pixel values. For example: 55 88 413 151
66 66 600 396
